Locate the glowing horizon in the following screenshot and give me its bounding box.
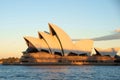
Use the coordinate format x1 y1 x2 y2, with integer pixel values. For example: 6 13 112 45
0 0 120 58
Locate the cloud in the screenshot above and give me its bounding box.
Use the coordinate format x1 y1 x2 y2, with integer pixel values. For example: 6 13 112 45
93 28 120 41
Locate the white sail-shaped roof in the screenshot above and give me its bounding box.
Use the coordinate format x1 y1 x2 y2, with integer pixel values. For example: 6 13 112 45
74 39 93 55
38 32 62 54
95 48 117 57
48 23 75 56
24 36 50 52
23 23 94 56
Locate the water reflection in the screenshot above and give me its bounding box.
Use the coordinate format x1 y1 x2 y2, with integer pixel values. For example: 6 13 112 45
0 65 120 80
28 66 95 80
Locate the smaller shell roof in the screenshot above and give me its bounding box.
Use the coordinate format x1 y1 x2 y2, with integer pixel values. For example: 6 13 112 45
74 39 94 55
95 48 118 57
38 32 62 53
24 36 50 52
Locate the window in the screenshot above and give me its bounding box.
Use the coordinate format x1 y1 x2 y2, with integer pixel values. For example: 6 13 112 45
79 53 87 56
41 49 49 53
68 52 78 56
54 52 62 56
26 47 38 53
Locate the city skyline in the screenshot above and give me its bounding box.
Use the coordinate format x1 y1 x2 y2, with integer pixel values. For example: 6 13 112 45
0 0 120 58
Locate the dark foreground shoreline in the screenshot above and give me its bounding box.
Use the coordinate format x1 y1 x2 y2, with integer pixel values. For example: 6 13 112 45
2 62 120 66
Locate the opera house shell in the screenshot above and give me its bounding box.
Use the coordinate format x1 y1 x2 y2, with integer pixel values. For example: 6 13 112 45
20 23 120 65
93 48 120 57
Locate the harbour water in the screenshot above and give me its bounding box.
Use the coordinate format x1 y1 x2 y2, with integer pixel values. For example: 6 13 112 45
0 65 120 80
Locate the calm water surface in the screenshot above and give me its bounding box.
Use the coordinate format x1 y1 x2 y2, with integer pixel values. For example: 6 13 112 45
0 65 120 80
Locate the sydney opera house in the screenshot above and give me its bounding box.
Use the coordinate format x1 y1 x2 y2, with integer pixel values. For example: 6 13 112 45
20 23 120 65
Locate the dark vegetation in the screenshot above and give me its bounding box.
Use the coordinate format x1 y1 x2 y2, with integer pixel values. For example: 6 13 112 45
0 57 20 64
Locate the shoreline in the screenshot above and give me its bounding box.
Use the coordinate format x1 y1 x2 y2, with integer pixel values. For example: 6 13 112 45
2 62 120 66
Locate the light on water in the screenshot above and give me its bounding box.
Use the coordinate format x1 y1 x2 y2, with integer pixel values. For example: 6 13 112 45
0 65 120 80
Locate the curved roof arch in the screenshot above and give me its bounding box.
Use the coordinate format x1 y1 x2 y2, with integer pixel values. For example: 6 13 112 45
48 23 75 56
38 32 52 54
95 48 117 57
24 36 50 52
24 37 35 48
38 32 63 55
74 39 94 55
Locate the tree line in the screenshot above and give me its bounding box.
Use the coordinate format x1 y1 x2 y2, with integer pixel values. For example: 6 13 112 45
0 57 20 64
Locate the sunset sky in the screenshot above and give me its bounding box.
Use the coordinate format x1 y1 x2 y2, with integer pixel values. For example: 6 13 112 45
0 0 120 58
